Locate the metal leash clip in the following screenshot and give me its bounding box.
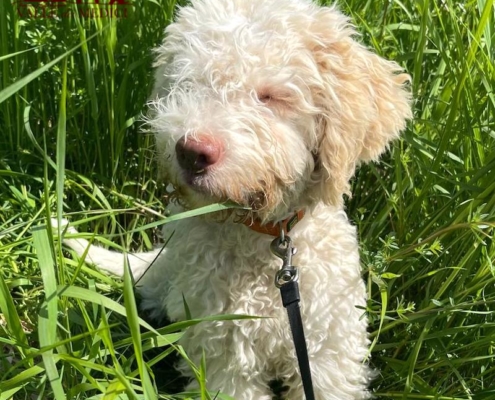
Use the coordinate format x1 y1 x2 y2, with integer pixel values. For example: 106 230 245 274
270 229 299 288
270 225 315 400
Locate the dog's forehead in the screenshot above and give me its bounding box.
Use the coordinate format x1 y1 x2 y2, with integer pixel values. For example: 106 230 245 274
176 0 312 37
166 0 316 85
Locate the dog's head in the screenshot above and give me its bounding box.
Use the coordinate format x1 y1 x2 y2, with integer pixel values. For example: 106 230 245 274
149 0 411 222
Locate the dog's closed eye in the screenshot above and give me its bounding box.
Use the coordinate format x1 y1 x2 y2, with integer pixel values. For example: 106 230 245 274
257 90 293 107
258 93 273 103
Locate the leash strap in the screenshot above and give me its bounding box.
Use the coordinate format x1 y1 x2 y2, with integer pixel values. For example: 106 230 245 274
271 236 315 400
280 281 316 400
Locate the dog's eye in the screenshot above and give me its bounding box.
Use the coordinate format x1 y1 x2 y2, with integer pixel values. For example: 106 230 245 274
258 93 272 103
256 90 293 109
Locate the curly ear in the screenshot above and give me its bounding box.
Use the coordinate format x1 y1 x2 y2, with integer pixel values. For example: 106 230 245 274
307 7 412 205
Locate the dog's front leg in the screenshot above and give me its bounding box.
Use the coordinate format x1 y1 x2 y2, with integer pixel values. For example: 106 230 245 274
51 218 161 280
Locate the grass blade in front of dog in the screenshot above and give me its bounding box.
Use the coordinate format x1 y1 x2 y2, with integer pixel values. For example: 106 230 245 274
126 203 246 234
32 226 66 400
94 304 141 398
55 284 161 333
123 255 157 400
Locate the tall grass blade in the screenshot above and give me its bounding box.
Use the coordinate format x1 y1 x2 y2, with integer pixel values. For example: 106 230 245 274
32 226 65 400
123 258 157 399
56 58 68 223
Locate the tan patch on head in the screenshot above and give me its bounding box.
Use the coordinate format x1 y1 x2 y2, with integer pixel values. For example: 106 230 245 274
307 8 412 206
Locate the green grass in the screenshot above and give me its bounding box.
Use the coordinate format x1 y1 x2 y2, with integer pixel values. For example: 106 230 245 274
1 0 494 399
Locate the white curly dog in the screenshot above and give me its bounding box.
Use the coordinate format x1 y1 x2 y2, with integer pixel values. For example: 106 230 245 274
58 0 411 398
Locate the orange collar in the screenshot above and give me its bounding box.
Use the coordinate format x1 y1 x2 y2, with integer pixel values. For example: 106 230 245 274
242 210 305 237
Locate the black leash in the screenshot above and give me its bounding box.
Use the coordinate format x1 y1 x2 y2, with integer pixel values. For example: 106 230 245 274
271 234 315 400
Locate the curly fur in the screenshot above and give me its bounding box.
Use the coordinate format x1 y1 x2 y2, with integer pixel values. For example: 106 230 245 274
58 0 411 398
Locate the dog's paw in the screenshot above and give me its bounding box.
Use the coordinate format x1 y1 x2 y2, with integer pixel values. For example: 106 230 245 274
50 218 78 235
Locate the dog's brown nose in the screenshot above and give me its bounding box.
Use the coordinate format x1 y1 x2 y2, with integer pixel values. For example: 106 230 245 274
175 135 223 173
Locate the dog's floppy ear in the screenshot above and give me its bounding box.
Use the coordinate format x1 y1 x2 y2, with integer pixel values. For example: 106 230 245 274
307 6 412 206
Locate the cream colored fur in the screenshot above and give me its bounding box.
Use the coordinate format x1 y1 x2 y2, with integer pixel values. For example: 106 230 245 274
57 0 411 398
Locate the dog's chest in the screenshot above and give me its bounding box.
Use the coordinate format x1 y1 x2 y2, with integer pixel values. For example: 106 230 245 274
139 209 365 327
154 219 283 320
